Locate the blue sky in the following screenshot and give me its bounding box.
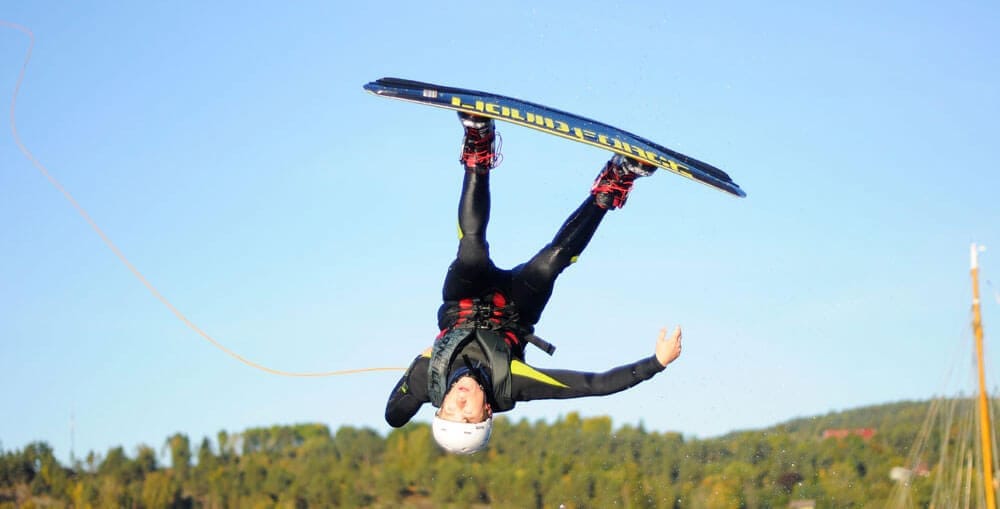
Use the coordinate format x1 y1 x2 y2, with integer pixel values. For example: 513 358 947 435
2 1 998 463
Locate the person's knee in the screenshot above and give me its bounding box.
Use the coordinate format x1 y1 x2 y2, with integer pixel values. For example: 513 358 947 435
450 252 496 278
456 240 490 264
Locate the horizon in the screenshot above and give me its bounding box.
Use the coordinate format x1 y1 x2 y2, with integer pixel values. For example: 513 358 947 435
0 396 970 464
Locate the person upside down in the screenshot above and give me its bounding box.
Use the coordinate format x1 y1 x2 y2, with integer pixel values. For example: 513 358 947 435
385 112 683 454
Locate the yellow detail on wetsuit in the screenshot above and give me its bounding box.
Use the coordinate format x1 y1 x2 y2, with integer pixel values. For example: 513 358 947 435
511 360 569 388
570 255 579 264
422 352 567 389
457 222 464 240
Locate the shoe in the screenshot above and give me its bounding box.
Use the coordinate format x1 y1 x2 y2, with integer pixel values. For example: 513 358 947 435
458 112 501 173
590 154 656 209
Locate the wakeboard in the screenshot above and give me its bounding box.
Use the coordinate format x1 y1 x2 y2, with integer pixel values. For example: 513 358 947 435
363 77 745 198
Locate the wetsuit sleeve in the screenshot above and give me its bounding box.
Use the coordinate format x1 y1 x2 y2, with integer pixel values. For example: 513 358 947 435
385 355 431 427
512 355 666 401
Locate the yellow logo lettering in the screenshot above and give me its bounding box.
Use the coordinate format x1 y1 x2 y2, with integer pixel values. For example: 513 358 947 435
450 96 477 111
572 128 598 142
526 112 546 126
446 94 706 179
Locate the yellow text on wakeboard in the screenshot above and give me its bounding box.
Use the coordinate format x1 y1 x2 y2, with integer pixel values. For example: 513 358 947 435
450 96 692 177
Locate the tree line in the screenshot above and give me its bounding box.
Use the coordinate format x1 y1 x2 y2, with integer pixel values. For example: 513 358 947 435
1 401 942 508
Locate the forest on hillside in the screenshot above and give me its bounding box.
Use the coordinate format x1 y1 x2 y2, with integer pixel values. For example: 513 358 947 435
0 401 947 508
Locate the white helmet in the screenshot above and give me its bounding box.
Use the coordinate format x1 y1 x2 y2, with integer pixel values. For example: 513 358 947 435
432 416 493 455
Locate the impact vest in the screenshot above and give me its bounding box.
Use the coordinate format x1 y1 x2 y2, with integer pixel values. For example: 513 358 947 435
429 292 557 412
428 327 515 412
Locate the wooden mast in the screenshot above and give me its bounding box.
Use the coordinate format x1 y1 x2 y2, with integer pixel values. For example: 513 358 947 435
972 243 996 509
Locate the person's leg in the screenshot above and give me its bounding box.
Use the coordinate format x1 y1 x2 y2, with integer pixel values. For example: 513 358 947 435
441 113 505 302
509 198 606 326
511 155 656 326
441 171 502 300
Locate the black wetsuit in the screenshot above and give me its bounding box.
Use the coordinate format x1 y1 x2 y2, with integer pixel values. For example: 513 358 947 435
385 170 666 427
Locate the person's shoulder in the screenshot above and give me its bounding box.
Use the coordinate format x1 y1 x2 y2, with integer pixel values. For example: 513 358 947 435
510 360 569 388
403 352 430 374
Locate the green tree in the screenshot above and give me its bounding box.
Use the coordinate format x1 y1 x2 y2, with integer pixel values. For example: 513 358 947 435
134 444 157 476
166 433 192 482
140 470 180 507
22 442 68 498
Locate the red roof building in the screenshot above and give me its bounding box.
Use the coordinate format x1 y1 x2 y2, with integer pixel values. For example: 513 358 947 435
822 428 876 440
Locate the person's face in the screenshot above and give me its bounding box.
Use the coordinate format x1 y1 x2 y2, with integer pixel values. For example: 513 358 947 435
437 375 491 423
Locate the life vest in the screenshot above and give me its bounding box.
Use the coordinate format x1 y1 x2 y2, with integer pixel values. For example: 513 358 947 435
428 327 515 412
429 291 557 412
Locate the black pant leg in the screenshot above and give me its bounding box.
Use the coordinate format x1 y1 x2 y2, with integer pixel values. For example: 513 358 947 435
442 171 501 301
511 197 608 326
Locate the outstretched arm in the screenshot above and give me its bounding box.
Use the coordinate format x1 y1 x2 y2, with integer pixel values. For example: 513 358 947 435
385 354 431 427
513 326 683 402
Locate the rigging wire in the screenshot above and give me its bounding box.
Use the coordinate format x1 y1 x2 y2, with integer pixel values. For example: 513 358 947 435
2 20 405 378
886 307 997 508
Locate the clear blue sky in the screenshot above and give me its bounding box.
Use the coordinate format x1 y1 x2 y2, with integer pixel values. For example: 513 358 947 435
2 1 998 463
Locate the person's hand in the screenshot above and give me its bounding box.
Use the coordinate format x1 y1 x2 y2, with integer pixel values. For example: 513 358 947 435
655 326 682 367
